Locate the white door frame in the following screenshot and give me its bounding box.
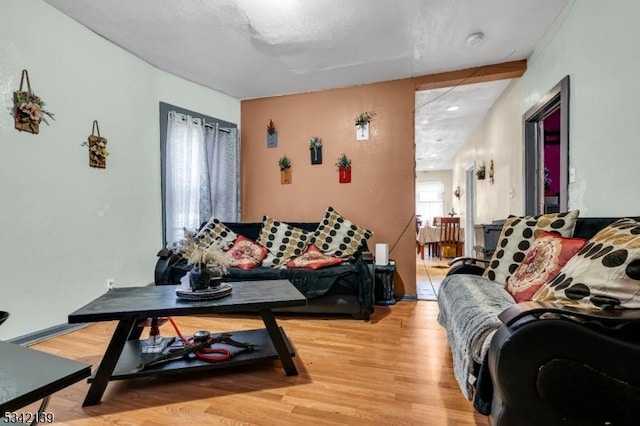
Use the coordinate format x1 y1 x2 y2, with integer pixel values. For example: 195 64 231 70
464 164 476 257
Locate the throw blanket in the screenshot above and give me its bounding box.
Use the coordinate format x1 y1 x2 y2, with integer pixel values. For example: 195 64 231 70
437 274 515 400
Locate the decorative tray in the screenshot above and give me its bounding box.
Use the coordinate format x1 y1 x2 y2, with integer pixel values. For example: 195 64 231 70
176 283 233 301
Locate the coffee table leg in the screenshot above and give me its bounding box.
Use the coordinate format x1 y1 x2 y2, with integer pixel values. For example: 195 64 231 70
82 318 137 406
259 309 298 376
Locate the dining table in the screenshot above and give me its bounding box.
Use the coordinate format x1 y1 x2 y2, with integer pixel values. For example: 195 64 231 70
416 225 464 259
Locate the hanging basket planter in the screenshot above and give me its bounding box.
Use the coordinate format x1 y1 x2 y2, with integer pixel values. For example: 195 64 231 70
355 122 369 141
310 147 323 164
309 136 323 165
354 111 375 141
267 131 278 148
85 120 109 169
335 153 352 184
279 155 291 184
267 119 278 148
339 167 352 183
13 69 54 134
281 168 292 184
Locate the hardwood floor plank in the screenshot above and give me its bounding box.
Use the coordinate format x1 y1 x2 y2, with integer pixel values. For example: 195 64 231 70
17 287 489 425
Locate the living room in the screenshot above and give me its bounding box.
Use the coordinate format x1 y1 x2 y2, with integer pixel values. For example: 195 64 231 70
2 0 640 424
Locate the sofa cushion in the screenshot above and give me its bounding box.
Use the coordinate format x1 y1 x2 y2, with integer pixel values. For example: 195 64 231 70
195 217 238 250
286 244 343 270
224 235 267 270
310 206 373 259
505 231 586 303
223 263 363 299
483 210 579 285
533 218 640 309
257 216 312 268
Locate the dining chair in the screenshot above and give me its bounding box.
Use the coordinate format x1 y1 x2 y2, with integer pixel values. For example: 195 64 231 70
438 217 462 259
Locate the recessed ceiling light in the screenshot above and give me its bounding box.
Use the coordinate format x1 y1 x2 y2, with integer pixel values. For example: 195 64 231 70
427 165 434 169
447 105 460 112
435 138 443 142
466 32 484 47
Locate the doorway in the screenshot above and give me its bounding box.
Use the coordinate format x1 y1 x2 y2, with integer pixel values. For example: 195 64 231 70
523 76 570 215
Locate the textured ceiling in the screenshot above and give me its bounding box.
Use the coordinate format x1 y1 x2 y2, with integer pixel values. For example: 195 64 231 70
44 0 569 170
415 79 512 171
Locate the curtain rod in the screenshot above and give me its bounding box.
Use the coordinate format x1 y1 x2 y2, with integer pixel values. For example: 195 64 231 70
205 123 231 133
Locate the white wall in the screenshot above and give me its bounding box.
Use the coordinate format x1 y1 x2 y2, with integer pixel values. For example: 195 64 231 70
415 170 453 217
452 79 523 225
0 0 240 339
522 0 640 216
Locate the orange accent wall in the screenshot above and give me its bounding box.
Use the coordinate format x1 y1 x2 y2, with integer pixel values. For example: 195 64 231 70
241 61 527 297
241 79 417 295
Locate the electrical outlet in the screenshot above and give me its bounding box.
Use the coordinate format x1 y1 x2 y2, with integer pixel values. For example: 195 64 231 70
106 278 115 291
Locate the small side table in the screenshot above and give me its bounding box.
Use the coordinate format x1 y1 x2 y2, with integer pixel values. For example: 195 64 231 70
374 261 396 306
0 340 91 417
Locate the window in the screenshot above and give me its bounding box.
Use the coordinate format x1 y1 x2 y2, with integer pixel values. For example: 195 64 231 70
160 103 239 248
415 181 444 226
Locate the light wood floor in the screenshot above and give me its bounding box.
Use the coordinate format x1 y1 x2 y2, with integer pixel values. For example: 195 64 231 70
416 253 451 300
20 292 488 425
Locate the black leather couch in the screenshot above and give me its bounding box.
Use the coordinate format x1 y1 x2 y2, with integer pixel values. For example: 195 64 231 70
446 217 640 426
155 221 374 320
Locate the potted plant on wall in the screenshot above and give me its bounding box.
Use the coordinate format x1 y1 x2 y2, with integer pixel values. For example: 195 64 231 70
355 111 375 141
267 119 277 148
309 136 323 164
279 155 292 184
335 153 352 183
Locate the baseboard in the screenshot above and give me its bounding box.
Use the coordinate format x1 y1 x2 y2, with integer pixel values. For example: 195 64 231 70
395 294 418 301
7 323 90 347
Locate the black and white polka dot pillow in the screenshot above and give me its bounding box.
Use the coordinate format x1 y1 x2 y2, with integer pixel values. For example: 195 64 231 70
195 217 238 250
533 218 640 309
257 216 312 268
483 210 579 285
310 207 373 259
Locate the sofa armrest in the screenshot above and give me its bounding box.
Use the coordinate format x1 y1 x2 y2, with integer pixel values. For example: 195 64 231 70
154 248 184 284
488 302 640 426
448 256 490 267
499 301 640 328
446 257 489 277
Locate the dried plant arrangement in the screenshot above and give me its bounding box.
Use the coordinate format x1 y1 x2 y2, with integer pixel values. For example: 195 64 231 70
179 230 230 274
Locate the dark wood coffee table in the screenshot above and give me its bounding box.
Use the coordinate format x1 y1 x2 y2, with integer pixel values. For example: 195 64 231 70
68 279 306 406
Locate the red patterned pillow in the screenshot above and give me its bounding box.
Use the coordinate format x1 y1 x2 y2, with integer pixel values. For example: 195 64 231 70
505 231 586 303
224 236 267 270
286 244 343 270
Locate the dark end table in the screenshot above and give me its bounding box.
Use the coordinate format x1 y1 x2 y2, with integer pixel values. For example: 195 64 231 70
0 340 91 420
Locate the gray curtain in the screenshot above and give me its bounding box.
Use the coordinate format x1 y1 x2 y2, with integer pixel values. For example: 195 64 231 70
203 124 240 222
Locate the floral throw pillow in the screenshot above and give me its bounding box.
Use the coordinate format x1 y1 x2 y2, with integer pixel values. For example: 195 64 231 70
195 217 238 250
533 218 640 309
505 231 586 303
310 207 373 259
224 236 267 270
483 210 579 285
286 244 344 270
257 216 312 268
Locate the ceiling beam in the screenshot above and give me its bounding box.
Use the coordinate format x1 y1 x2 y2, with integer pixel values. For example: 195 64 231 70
413 59 527 91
